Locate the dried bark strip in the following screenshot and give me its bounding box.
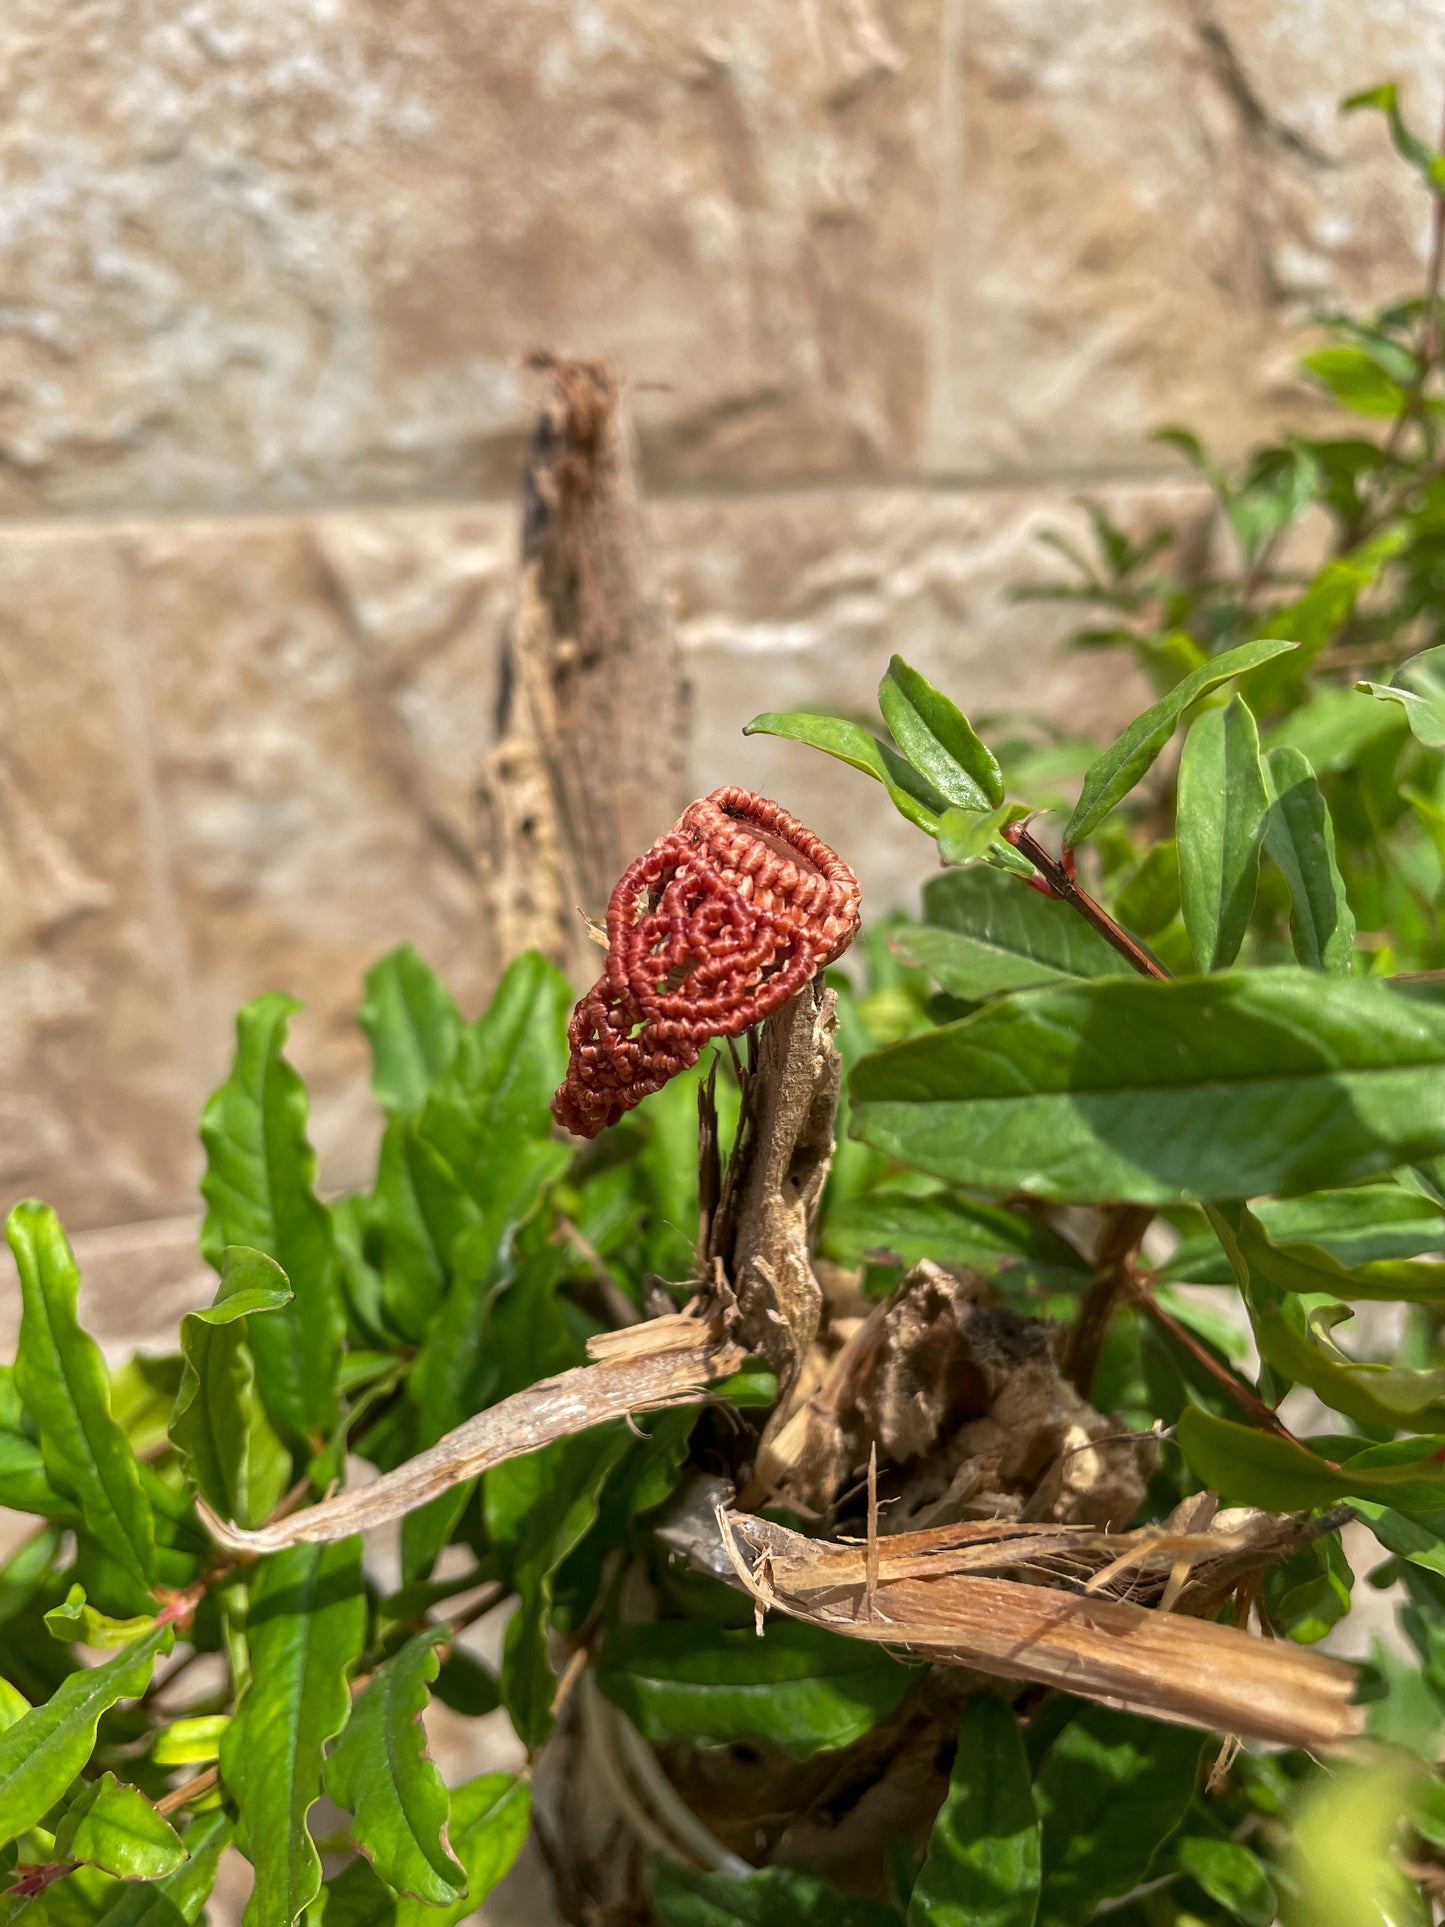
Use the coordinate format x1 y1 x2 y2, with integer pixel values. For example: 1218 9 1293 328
708 1505 1361 1752
476 355 688 986
198 1312 745 1554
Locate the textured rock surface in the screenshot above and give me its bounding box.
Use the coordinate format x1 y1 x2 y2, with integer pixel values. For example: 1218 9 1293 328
0 0 1434 515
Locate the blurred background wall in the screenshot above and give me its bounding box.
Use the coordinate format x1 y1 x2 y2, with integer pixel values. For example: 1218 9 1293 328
1 0 1441 1343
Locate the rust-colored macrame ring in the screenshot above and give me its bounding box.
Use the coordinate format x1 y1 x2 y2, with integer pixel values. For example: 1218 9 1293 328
552 788 861 1138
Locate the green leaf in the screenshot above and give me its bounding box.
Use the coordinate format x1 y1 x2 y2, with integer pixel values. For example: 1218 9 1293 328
53 1773 187 1881
220 1538 367 1927
1262 1532 1353 1645
1264 746 1355 973
1343 81 1445 186
743 711 948 835
653 1862 903 1927
1064 637 1297 845
1034 1707 1202 1927
416 949 572 1253
1115 840 1181 938
200 995 345 1443
325 1628 465 1906
152 1715 230 1765
169 1247 293 1530
1302 346 1408 417
0 1620 171 1849
822 1191 1088 1291
1287 1751 1431 1927
908 1695 1039 1927
1238 1206 1445 1303
1358 643 1445 750
392 1772 530 1927
1266 683 1406 776
7 1202 156 1599
489 1429 633 1749
1176 695 1269 971
359 946 461 1116
0 1365 80 1524
850 970 1445 1205
1248 1287 1445 1429
1160 1186 1445 1281
1175 1835 1277 1927
596 1620 915 1761
1177 1408 1445 1513
878 656 1005 809
935 806 1034 875
891 868 1123 999
44 1584 156 1650
78 1810 233 1926
368 1121 482 1345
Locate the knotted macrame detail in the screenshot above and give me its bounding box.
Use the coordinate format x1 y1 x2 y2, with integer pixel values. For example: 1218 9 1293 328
552 787 861 1138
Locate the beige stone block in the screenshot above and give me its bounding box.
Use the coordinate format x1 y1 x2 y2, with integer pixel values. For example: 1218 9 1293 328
931 0 1443 472
0 533 201 1230
0 504 512 1234
0 0 938 514
658 481 1177 917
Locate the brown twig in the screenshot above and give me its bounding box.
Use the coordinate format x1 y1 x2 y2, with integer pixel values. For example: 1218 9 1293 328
1130 1283 1300 1444
156 1764 219 1817
1005 823 1169 980
1067 1206 1155 1395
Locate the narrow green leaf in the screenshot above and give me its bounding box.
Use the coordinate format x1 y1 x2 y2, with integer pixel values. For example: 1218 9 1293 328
367 1120 482 1345
653 1861 903 1927
821 1191 1088 1290
1262 1532 1353 1645
878 656 1005 809
0 1365 80 1524
7 1202 156 1598
1176 695 1269 971
1343 82 1445 185
392 1772 531 1927
1177 1407 1445 1513
200 995 344 1442
359 946 462 1115
221 1539 367 1927
416 950 572 1249
0 1621 171 1849
326 1628 464 1906
1239 1207 1445 1303
908 1695 1040 1927
597 1621 914 1761
850 970 1445 1205
1064 637 1296 845
1249 1287 1445 1429
79 1810 233 1926
890 868 1123 999
1265 746 1355 973
1160 1186 1445 1282
488 1428 632 1750
54 1773 187 1881
936 805 1033 874
1302 346 1407 418
152 1715 230 1766
1114 840 1181 937
1358 643 1445 750
1175 1835 1277 1927
169 1247 293 1529
743 710 948 834
1034 1707 1202 1927
44 1584 156 1650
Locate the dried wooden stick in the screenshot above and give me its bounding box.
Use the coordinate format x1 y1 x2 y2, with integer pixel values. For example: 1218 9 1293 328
199 1311 744 1554
707 1504 1361 1752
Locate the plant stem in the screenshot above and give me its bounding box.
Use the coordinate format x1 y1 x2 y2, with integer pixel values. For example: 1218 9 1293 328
1130 1284 1300 1443
156 1764 219 1817
1005 824 1169 980
1067 1205 1155 1395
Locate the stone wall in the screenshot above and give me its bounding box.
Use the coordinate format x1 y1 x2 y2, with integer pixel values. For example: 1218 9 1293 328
2 0 1441 1321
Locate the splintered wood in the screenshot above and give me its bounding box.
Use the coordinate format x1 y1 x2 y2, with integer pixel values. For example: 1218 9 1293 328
198 1309 745 1554
702 1500 1362 1751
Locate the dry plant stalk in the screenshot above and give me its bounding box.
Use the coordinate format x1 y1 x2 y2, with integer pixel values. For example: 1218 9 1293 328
199 1309 745 1554
476 354 687 986
704 1500 1362 1752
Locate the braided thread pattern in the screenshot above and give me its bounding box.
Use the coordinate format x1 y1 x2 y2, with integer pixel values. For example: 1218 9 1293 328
552 787 861 1138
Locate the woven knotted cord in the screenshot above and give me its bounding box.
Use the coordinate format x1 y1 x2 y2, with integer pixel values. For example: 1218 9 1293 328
552 787 861 1137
